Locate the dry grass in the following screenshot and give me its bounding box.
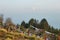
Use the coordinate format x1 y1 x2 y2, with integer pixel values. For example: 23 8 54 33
0 28 44 40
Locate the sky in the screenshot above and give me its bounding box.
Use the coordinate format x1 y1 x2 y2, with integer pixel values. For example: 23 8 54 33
0 0 60 29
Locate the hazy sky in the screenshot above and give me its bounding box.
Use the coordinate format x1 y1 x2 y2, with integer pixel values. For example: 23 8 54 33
0 0 60 29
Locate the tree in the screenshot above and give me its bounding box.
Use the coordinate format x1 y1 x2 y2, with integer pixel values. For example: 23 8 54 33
5 18 13 25
4 18 14 31
0 14 3 26
25 23 30 28
39 18 49 30
29 18 35 25
29 18 39 28
33 19 39 28
49 26 59 34
21 21 25 27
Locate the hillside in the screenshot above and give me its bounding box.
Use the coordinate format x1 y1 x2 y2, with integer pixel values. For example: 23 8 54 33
0 15 60 40
0 28 45 40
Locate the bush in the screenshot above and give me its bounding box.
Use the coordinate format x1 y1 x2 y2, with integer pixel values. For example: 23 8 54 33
5 37 12 40
29 37 35 40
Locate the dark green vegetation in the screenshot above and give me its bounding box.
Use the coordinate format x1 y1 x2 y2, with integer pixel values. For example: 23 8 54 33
21 18 60 35
0 14 60 35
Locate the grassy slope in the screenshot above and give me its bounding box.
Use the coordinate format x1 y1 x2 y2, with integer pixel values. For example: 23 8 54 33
0 28 44 40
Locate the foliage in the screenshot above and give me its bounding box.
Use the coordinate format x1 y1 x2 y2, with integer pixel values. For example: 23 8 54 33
25 23 30 28
21 21 25 27
39 18 49 30
20 18 60 35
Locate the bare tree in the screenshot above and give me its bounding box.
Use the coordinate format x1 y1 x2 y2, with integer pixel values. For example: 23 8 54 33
0 14 3 27
5 17 15 31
